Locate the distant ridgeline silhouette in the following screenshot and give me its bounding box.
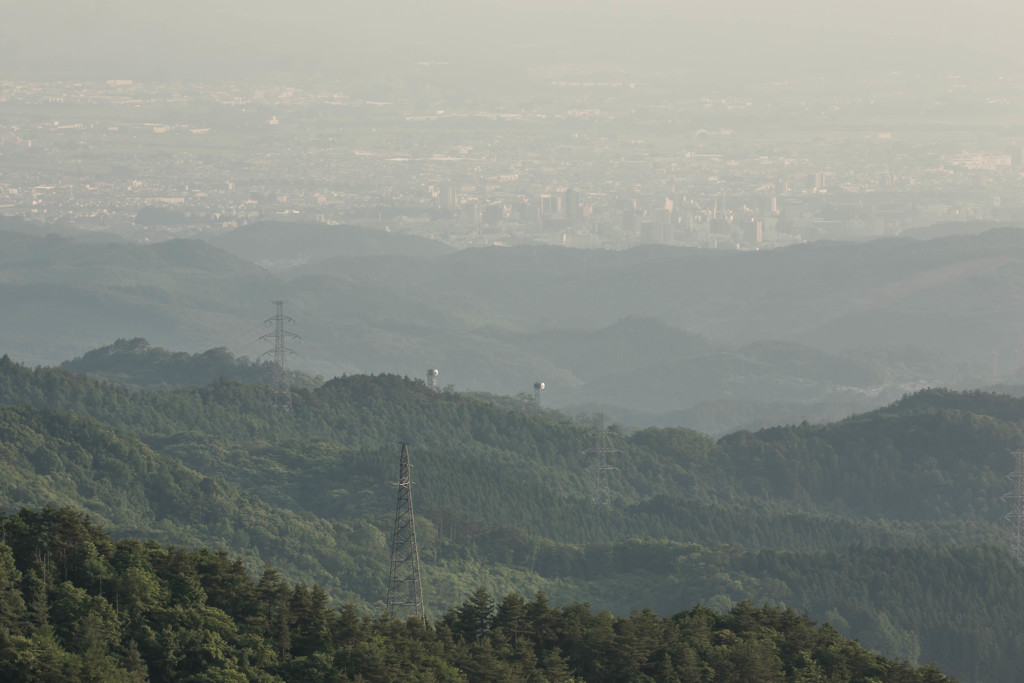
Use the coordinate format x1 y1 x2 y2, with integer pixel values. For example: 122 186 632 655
60 338 321 391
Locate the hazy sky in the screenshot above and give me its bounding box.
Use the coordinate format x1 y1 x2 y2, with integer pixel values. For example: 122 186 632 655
2 1 1023 81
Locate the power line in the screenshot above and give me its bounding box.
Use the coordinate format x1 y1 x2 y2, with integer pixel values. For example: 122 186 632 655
1004 450 1024 566
259 300 299 412
387 443 427 625
585 414 619 509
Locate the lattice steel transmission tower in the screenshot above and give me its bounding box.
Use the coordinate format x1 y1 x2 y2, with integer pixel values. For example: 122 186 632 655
387 443 426 624
1004 450 1024 566
260 300 299 411
585 414 619 509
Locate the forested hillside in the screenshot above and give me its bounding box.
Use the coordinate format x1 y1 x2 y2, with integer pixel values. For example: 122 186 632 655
59 338 322 392
0 401 390 603
0 508 954 682
0 355 1021 680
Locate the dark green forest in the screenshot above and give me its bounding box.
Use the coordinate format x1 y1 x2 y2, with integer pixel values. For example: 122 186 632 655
59 338 322 392
0 352 1022 680
0 507 953 682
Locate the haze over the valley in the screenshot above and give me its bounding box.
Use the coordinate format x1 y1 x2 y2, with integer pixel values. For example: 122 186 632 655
3 0 1024 430
6 5 1024 682
5 1 1024 81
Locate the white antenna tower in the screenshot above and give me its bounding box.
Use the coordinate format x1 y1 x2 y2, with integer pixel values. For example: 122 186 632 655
427 368 439 391
533 381 545 409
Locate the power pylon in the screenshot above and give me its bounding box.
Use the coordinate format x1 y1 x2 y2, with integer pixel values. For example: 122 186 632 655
260 300 298 411
585 414 619 509
1004 450 1024 566
387 443 427 624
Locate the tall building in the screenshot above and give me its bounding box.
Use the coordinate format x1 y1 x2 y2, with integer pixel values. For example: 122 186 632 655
541 193 563 215
565 188 580 223
439 184 456 212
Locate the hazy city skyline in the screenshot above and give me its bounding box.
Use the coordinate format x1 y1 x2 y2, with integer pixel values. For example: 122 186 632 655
4 8 1024 680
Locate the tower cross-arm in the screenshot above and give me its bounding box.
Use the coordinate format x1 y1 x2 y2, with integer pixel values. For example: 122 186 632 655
260 300 300 411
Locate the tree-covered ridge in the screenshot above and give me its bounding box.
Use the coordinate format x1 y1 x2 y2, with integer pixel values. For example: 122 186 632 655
59 338 322 392
2 355 1021 530
716 387 1024 521
1 355 1014 554
0 507 954 682
0 402 386 604
1 356 1022 679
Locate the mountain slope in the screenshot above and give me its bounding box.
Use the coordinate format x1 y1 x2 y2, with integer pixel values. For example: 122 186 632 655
0 402 387 601
0 358 1021 678
59 337 321 391
203 220 455 269
6 228 1024 431
0 506 958 683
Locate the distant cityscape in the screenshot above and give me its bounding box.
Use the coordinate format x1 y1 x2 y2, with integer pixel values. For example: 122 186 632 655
3 68 1024 253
